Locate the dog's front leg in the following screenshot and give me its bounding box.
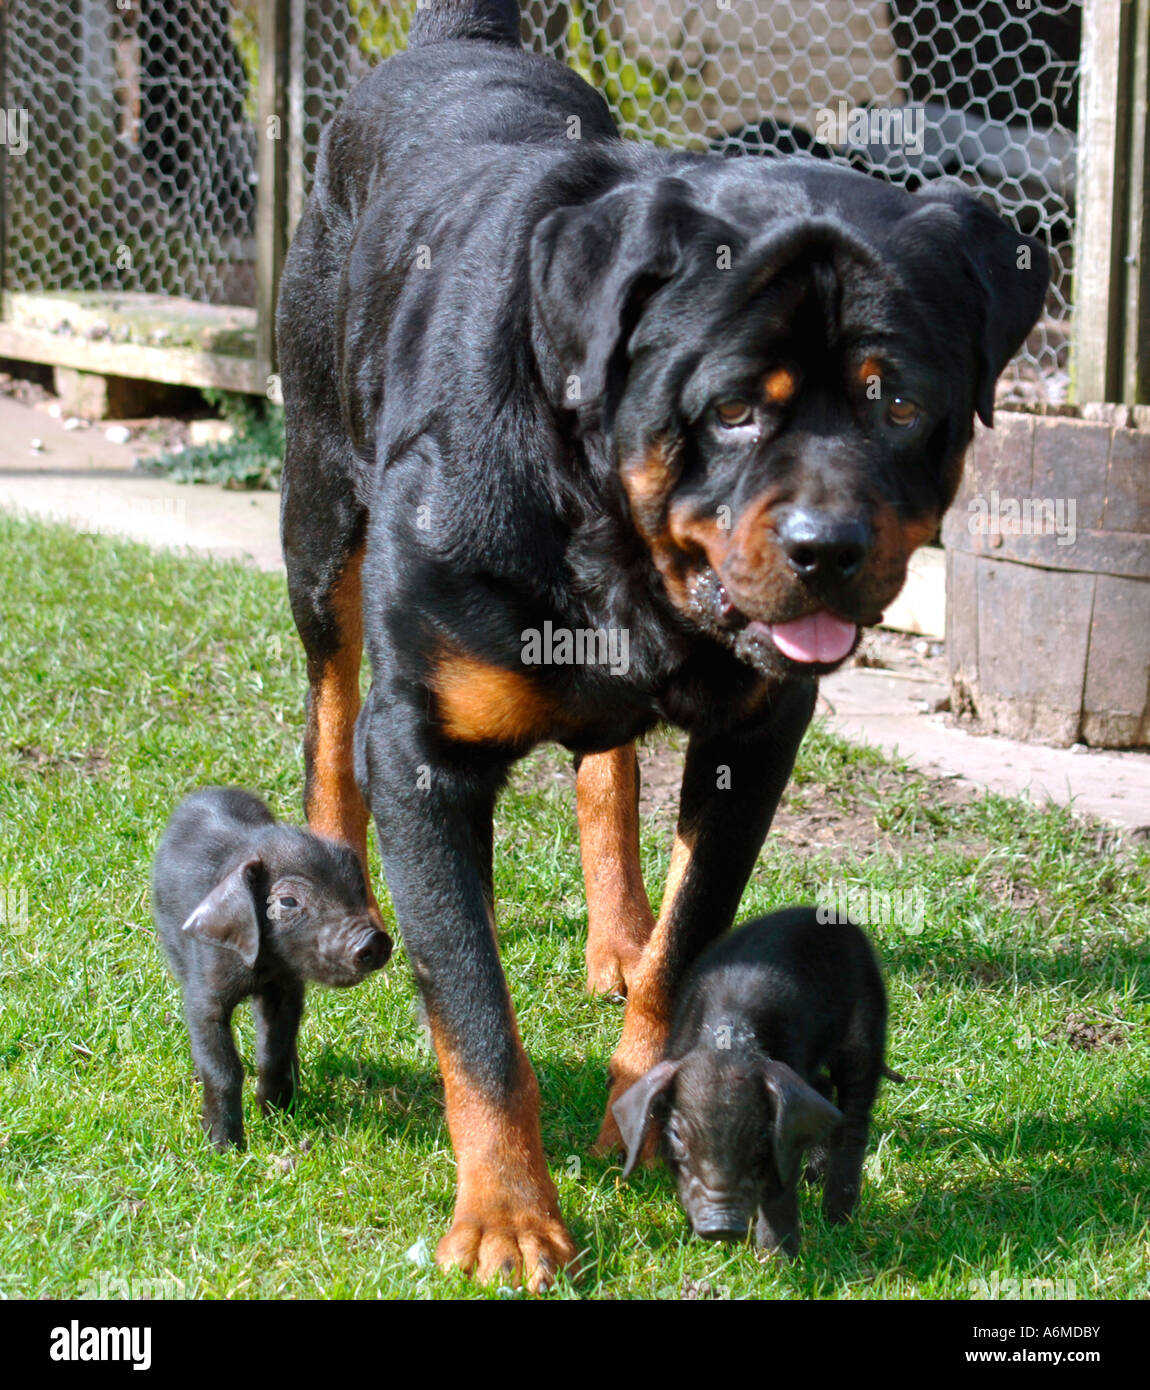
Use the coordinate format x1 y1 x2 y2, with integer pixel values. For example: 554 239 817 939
595 679 816 1154
359 698 577 1291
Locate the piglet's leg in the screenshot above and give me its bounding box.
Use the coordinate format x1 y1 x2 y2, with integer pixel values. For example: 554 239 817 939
254 980 305 1113
185 1001 245 1149
756 1184 801 1259
821 1078 878 1224
597 680 815 1155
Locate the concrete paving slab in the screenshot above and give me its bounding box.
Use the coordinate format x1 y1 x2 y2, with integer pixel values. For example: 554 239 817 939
819 664 1150 833
0 394 282 570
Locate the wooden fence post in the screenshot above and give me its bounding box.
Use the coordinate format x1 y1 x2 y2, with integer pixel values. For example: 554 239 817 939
1073 0 1150 404
1122 0 1150 403
256 0 291 387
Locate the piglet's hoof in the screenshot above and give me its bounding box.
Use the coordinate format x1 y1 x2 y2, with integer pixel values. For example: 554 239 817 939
755 1211 798 1261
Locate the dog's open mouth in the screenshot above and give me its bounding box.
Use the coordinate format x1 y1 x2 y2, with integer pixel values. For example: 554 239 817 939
704 573 860 671
749 612 859 665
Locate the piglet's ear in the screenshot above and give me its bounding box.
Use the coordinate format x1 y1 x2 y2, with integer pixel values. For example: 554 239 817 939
612 1058 680 1179
763 1059 842 1185
181 856 262 968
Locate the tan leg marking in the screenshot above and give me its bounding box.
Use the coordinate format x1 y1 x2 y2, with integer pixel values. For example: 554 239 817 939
576 744 655 996
593 827 695 1158
304 545 377 911
433 1025 577 1292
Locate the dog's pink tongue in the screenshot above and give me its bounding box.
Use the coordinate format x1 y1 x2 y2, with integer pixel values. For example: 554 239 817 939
767 612 858 664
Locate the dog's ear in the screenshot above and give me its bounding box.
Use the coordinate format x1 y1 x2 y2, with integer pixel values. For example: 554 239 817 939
529 180 700 415
181 856 263 968
612 1058 680 1179
763 1059 842 1184
897 190 1050 426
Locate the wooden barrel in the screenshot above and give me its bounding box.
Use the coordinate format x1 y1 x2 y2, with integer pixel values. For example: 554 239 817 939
942 407 1150 747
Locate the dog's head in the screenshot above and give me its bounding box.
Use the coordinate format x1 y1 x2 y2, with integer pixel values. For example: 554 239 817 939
531 159 1049 676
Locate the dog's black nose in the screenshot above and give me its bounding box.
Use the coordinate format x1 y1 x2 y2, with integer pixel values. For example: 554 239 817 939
777 509 872 586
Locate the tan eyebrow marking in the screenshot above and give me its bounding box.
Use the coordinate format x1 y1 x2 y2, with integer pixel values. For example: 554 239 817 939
763 366 797 404
858 356 884 386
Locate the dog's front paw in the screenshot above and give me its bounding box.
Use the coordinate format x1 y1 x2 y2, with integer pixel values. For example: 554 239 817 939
585 935 644 997
437 1209 578 1293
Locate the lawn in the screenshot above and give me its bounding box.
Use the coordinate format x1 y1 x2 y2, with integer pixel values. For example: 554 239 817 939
1 511 1147 1299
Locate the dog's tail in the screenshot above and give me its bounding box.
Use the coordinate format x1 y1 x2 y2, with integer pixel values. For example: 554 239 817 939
407 0 521 49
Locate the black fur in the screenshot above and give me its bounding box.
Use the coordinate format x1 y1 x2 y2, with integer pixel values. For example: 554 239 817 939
275 0 1047 1272
613 907 890 1257
408 0 521 48
153 788 390 1148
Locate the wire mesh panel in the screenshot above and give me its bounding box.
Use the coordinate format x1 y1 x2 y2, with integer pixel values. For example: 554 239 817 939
3 0 259 306
1 0 1077 388
289 0 1076 402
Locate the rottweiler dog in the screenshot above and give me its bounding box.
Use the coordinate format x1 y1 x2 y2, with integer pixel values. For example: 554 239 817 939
276 0 1048 1290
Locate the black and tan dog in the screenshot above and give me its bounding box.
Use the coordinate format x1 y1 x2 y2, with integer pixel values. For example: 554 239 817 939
276 0 1048 1289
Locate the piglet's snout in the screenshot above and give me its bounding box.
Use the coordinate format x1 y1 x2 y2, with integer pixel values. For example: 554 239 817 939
353 925 391 972
692 1207 756 1242
321 918 392 983
681 1172 758 1242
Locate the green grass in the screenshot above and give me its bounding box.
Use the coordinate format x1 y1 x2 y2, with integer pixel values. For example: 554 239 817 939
1 511 1147 1300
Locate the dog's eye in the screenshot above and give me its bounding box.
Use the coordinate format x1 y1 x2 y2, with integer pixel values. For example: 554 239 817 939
714 400 755 429
279 897 299 909
886 398 920 429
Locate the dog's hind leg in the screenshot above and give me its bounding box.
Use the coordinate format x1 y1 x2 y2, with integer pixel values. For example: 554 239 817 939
284 501 373 879
277 204 377 883
278 339 374 887
576 743 655 996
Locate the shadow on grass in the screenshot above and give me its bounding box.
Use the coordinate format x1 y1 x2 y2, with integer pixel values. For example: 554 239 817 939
876 920 1150 985
289 1049 446 1142
813 1113 1149 1287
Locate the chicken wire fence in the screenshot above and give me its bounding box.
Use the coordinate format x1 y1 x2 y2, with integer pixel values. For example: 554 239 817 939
2 1 1080 395
2 0 259 307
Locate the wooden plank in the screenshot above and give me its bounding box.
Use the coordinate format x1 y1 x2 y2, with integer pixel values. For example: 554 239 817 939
0 0 8 306
1082 574 1150 744
1124 0 1150 404
0 324 265 393
256 0 291 383
1073 0 1135 402
945 548 979 693
974 557 1095 744
5 290 256 354
287 0 307 238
